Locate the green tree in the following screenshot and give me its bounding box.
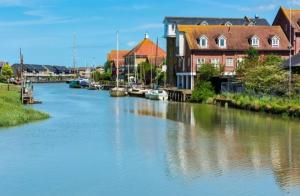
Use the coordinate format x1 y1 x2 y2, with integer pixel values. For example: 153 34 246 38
1 63 13 81
138 61 156 85
104 61 111 73
237 49 296 96
197 63 220 81
191 81 215 103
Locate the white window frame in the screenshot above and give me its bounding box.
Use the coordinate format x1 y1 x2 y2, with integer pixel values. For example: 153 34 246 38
199 35 208 48
218 35 227 48
211 59 220 68
271 36 280 47
237 58 244 67
226 58 234 67
196 58 206 69
251 36 260 47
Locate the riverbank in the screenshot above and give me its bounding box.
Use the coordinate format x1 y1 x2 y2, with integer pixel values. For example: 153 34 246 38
0 83 49 127
214 93 300 118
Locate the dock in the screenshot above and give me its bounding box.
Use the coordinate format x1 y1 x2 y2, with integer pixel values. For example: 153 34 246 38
165 88 192 102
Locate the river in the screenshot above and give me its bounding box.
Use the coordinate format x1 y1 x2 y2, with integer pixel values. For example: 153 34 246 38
0 83 299 196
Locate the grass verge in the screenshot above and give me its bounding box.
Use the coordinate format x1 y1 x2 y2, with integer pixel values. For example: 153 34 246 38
0 83 49 127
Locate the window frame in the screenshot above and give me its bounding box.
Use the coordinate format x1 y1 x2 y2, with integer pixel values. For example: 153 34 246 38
199 35 208 48
271 36 280 47
226 58 234 67
251 36 260 47
218 35 227 48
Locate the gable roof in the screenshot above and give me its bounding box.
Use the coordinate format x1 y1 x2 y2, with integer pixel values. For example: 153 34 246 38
107 50 129 66
164 16 270 26
177 25 290 51
125 38 166 58
277 6 300 31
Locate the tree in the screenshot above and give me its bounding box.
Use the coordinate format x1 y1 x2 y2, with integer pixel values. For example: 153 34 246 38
237 49 296 96
104 61 111 73
197 63 220 81
1 63 13 81
138 61 156 85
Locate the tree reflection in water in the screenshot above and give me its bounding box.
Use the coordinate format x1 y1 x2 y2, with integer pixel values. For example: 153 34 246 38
130 101 300 189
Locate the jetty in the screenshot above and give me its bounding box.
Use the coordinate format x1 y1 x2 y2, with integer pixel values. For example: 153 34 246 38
165 88 192 102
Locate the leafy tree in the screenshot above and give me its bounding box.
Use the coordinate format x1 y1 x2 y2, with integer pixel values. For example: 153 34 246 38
138 61 156 85
1 63 13 81
197 63 220 81
191 81 215 102
237 49 298 96
104 61 111 73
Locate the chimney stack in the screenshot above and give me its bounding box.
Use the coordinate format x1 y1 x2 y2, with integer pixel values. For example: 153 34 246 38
144 32 149 39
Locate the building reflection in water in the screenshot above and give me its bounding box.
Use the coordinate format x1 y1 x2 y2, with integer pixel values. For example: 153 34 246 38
130 102 300 189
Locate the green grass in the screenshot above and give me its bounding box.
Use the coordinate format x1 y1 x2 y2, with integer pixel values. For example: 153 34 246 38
0 83 49 127
217 93 300 118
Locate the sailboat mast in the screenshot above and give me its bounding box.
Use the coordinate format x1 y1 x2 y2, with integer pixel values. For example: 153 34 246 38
134 52 137 83
116 31 119 89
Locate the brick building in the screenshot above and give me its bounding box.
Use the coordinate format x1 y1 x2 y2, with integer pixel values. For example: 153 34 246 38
175 25 290 90
163 16 270 86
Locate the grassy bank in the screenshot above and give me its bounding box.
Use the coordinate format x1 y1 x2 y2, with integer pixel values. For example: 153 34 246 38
0 83 49 127
216 93 300 118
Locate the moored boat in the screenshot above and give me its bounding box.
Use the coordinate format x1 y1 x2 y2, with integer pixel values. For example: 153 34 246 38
128 88 148 98
110 87 127 97
69 80 81 88
145 89 168 101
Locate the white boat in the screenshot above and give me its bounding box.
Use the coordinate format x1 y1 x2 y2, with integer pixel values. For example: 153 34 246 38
110 87 127 97
145 89 168 101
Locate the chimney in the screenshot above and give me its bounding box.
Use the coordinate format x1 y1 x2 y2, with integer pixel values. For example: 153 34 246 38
144 32 149 39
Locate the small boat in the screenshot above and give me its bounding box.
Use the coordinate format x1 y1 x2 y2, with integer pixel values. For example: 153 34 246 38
128 88 148 98
145 89 168 101
69 80 81 88
110 87 127 97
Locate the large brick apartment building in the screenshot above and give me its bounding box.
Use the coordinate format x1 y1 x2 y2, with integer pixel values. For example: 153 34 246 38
164 7 300 90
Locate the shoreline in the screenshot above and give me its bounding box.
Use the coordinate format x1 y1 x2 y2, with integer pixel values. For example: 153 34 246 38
0 83 50 128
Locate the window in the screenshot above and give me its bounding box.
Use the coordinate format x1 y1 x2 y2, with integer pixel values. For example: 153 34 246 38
251 36 260 47
196 58 206 69
171 24 176 31
218 35 227 48
271 36 280 47
199 36 208 48
211 59 220 68
226 58 234 67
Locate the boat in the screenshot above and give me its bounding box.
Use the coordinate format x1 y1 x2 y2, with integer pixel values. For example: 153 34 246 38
110 87 127 97
110 31 127 97
128 88 149 98
145 89 168 101
69 80 81 88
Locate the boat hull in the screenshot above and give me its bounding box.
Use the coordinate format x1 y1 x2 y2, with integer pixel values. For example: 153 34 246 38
110 88 127 97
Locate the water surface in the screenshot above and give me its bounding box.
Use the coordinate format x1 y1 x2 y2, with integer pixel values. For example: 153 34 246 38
0 83 299 196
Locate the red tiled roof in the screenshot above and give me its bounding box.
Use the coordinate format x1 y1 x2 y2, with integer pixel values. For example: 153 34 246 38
178 25 290 51
125 38 166 59
107 50 129 66
280 7 300 31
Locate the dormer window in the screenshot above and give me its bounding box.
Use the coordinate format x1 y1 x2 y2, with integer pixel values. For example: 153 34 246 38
251 36 260 47
199 35 208 48
271 36 280 47
200 21 208 26
218 35 227 48
224 21 232 26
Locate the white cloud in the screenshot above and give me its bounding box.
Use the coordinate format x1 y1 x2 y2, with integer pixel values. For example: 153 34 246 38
127 41 136 47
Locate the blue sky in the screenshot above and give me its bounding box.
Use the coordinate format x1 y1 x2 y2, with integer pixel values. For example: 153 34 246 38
0 0 299 66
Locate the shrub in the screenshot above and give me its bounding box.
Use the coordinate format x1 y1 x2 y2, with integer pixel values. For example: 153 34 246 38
191 81 215 103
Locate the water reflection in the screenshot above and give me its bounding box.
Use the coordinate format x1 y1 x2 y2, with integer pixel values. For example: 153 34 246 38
130 102 300 189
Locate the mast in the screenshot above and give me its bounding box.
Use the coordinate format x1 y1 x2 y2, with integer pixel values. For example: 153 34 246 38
20 48 24 80
134 52 137 83
289 7 292 96
116 31 119 89
73 33 77 78
154 37 159 85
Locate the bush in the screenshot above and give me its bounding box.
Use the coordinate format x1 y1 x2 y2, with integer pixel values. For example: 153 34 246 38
191 81 215 103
